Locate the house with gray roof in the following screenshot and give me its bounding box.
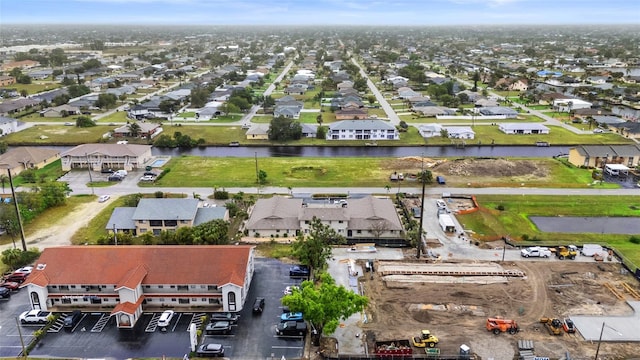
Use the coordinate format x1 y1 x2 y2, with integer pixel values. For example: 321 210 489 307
0 99 41 116
568 144 640 168
499 123 549 135
245 196 405 245
479 106 519 118
327 120 399 141
106 199 228 236
609 121 640 140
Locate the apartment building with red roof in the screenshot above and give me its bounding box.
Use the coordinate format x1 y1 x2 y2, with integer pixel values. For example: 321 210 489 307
20 245 255 329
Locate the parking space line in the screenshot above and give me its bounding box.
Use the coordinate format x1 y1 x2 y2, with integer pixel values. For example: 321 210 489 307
91 313 111 332
145 313 161 333
271 345 304 349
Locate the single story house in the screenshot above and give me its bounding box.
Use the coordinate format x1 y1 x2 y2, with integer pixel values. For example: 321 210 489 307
245 196 404 245
20 245 255 328
113 122 162 138
106 198 228 235
0 99 41 116
478 107 519 118
568 145 640 168
418 124 444 138
245 124 270 140
60 143 152 171
0 147 60 176
0 116 24 136
499 123 550 135
0 75 15 87
553 99 592 113
444 126 475 139
335 108 368 120
327 120 399 141
39 104 81 118
609 121 640 140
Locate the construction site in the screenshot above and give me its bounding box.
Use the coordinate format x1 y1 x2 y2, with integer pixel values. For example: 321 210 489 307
353 252 640 360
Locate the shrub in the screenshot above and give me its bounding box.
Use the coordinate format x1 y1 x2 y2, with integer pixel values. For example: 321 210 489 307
155 168 170 181
521 234 530 241
213 189 229 200
496 205 505 211
630 236 640 244
154 191 164 198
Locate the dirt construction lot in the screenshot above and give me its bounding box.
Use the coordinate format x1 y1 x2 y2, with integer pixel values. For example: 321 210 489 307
356 250 640 360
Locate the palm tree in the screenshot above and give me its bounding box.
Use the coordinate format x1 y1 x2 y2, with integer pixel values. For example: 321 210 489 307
128 122 142 138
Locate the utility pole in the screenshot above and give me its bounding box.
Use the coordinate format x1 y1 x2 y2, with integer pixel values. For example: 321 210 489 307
254 152 259 184
85 153 94 195
417 154 426 259
7 168 26 251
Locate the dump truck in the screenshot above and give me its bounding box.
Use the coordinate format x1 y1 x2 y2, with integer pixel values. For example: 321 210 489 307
553 245 578 260
486 317 518 335
411 330 439 348
375 340 413 358
540 317 564 335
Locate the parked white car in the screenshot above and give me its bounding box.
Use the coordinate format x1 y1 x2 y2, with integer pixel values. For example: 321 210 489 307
157 310 175 327
520 246 552 258
19 310 51 324
140 175 155 181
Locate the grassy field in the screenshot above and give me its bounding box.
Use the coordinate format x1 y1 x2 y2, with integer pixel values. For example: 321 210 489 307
1 82 61 95
160 125 247 144
96 111 129 123
457 194 640 268
3 124 114 145
153 155 603 188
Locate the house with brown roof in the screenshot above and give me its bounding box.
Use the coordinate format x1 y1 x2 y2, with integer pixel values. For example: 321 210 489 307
335 108 368 120
0 75 16 86
20 245 255 328
0 147 60 176
113 122 162 138
245 196 405 245
60 143 152 171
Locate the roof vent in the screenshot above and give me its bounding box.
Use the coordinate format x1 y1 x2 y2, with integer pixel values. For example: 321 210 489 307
36 263 46 270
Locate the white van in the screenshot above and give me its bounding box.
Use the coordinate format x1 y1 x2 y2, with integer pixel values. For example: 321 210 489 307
604 165 619 176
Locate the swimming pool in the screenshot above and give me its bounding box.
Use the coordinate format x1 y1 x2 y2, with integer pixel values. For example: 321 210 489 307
151 159 167 167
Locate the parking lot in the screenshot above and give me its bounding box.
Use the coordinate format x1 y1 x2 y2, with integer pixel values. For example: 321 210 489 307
1 258 306 359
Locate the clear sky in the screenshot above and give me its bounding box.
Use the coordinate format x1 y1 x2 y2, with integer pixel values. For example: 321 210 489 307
2 0 639 26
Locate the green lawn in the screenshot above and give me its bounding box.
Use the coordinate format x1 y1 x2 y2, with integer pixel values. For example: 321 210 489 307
153 155 603 189
96 111 129 123
457 194 640 270
160 125 247 144
3 124 115 145
12 159 66 187
1 82 61 95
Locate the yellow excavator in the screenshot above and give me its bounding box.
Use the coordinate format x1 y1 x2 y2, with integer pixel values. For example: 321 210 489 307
540 317 564 335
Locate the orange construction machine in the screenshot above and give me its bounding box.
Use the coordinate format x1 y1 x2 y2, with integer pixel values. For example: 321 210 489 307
486 317 519 335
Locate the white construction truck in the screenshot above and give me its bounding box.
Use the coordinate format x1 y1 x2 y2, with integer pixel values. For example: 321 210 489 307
520 246 552 258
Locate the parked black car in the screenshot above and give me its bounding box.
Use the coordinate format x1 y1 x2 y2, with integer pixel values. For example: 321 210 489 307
205 321 232 335
196 343 225 357
289 264 310 277
0 287 10 299
63 310 82 328
108 175 124 181
100 168 114 174
210 312 239 324
276 321 307 336
252 297 265 314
